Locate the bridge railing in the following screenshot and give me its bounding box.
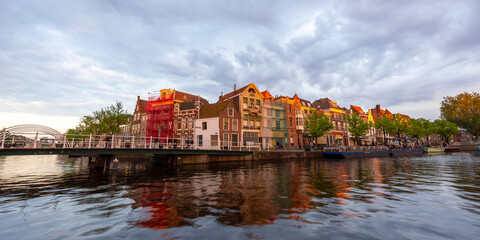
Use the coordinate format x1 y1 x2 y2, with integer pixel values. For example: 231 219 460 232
1 133 272 152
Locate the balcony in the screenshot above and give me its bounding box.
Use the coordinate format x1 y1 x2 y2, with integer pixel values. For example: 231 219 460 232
249 106 260 114
296 125 304 131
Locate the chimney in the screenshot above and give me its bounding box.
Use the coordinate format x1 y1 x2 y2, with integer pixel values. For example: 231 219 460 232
234 84 236 91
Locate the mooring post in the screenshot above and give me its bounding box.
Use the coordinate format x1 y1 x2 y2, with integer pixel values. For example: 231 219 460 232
0 128 5 149
111 135 115 149
88 134 92 148
112 157 119 170
131 135 135 149
71 137 74 148
149 136 153 149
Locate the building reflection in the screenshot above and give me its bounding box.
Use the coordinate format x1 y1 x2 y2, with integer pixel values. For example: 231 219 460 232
128 158 392 229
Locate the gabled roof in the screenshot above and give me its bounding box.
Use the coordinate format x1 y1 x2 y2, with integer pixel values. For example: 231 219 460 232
218 83 263 102
199 101 229 119
350 105 366 116
394 113 410 119
135 96 148 113
370 104 393 119
299 98 313 108
312 98 344 111
179 101 196 111
261 90 274 100
174 90 208 104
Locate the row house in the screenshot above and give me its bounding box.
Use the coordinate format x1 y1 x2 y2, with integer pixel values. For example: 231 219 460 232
146 89 208 143
173 101 197 147
298 97 316 146
131 96 148 138
218 83 264 148
368 104 394 145
349 105 374 145
195 99 241 150
261 91 288 148
276 95 302 147
312 98 349 146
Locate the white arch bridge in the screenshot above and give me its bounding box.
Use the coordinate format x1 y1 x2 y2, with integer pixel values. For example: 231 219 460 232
1 124 69 149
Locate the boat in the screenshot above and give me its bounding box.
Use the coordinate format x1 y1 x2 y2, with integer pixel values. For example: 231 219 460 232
322 149 424 159
476 146 480 152
445 147 460 152
423 147 445 153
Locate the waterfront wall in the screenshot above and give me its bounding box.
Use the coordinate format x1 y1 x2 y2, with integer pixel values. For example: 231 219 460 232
150 151 324 165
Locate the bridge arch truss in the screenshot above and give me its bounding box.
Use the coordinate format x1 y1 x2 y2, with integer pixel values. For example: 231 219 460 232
1 124 68 148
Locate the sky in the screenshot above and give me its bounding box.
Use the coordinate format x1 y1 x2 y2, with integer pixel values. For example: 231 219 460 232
1 0 479 133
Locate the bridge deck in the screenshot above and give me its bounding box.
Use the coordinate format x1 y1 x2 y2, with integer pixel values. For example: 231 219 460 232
0 148 253 156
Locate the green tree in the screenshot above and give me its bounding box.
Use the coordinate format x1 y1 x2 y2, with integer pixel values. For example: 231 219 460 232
406 118 436 145
374 116 395 145
434 119 459 142
305 111 334 146
392 115 409 139
67 101 131 137
345 113 371 146
440 92 480 138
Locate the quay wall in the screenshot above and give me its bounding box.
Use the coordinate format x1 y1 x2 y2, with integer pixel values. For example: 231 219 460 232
151 151 324 165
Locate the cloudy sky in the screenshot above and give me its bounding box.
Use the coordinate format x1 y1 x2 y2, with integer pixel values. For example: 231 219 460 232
1 0 479 132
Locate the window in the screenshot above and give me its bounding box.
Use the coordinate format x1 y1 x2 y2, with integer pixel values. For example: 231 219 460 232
276 120 280 129
275 110 280 118
243 97 248 103
267 119 272 128
232 119 238 131
250 115 254 121
243 115 248 120
198 135 203 146
211 135 218 146
228 108 234 117
223 118 229 131
231 134 238 147
177 122 181 129
256 99 260 105
267 108 272 116
223 133 229 149
202 122 207 130
289 117 293 127
250 98 254 103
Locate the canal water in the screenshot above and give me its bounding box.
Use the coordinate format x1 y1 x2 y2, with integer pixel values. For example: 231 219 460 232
1 153 479 239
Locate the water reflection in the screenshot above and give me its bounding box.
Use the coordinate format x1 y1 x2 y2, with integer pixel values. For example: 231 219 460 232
1 153 480 239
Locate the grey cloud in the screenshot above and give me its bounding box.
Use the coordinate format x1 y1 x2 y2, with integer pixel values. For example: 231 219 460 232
1 0 480 126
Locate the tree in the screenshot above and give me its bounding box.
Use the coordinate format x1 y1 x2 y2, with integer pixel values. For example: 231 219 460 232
406 118 436 145
345 113 371 146
434 119 459 143
67 101 131 136
440 92 480 138
392 115 409 139
305 111 334 146
374 116 395 145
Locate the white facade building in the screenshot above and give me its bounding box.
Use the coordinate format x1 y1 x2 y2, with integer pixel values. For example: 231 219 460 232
194 117 220 150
